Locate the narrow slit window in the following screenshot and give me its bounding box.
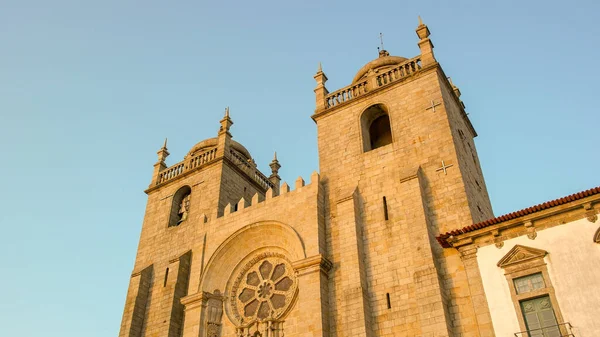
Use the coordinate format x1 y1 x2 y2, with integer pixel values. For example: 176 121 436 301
386 293 391 309
383 197 389 221
164 268 169 287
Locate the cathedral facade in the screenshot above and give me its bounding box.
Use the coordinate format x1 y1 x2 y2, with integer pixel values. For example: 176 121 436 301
119 20 600 337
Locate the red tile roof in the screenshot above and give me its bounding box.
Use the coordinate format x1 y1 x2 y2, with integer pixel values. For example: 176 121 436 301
437 186 600 248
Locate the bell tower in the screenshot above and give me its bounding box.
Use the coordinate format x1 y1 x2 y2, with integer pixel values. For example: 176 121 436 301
312 19 495 336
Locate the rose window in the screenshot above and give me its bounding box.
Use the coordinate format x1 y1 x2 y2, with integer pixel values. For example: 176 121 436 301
231 255 297 323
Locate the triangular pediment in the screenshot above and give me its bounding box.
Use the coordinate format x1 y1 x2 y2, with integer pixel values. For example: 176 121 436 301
497 244 548 268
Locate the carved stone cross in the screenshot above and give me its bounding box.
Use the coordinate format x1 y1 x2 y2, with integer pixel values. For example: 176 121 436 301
426 100 441 112
436 160 453 175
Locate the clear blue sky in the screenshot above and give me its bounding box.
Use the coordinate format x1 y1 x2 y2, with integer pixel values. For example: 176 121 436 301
0 1 598 336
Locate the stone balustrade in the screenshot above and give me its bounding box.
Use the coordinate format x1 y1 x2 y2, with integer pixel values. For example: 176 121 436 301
188 148 217 170
325 79 369 108
157 162 185 185
324 56 422 109
228 149 275 190
157 148 218 185
375 56 422 87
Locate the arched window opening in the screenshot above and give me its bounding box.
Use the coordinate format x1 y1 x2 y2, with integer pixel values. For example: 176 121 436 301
361 104 392 152
369 115 392 149
169 186 191 227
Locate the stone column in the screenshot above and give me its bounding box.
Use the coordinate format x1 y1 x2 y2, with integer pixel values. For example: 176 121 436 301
458 246 496 337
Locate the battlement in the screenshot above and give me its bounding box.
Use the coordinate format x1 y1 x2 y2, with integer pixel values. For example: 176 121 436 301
215 171 320 220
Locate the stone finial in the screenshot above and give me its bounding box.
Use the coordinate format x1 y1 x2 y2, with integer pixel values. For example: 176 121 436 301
157 138 169 163
416 16 430 39
219 106 233 135
269 153 282 196
415 16 435 66
269 152 281 176
314 62 329 111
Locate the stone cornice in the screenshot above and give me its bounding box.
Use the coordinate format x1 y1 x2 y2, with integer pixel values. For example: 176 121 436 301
445 194 600 250
180 291 224 311
293 254 333 276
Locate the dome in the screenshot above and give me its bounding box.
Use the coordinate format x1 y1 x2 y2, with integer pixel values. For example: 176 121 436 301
186 137 252 160
352 50 407 84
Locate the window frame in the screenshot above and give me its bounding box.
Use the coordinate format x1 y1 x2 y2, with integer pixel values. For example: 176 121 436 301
498 246 567 335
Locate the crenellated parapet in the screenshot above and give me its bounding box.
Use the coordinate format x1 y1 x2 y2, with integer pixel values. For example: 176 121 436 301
219 171 319 219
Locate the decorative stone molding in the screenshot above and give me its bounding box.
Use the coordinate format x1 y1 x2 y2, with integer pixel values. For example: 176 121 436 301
523 221 537 240
180 290 223 312
594 227 600 243
292 254 332 277
437 192 600 250
584 203 598 223
495 241 504 249
458 246 477 261
496 244 566 335
497 245 547 268
229 252 298 326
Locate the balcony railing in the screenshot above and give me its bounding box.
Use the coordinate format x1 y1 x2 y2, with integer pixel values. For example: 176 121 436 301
514 322 575 337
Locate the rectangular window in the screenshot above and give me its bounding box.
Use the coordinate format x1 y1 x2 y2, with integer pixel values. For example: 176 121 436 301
514 273 545 295
520 296 560 337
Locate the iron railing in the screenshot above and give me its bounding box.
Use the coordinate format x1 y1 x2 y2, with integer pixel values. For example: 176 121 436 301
514 322 574 337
